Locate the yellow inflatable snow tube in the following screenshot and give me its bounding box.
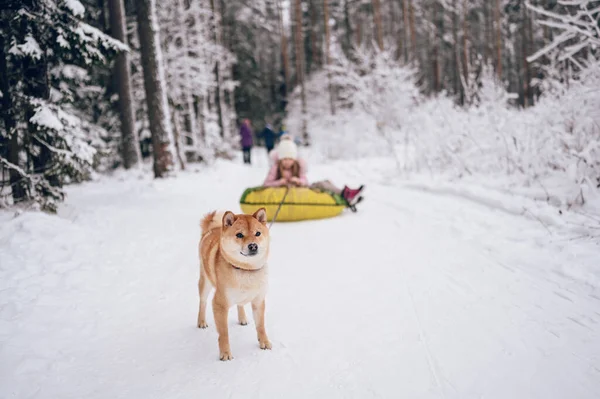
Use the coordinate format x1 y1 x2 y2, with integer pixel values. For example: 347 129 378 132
239 186 347 222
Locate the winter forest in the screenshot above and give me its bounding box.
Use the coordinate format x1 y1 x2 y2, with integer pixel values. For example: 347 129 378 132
1 0 598 210
1 0 600 397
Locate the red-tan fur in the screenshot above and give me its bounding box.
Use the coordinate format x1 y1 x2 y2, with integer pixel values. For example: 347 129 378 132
197 208 271 361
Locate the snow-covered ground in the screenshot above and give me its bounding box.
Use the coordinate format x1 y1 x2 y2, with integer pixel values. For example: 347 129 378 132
1 150 599 399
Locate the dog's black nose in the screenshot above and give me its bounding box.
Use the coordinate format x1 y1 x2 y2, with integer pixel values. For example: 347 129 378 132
248 243 258 253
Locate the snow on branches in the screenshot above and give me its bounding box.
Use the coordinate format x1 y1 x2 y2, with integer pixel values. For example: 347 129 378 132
527 0 600 70
0 0 127 211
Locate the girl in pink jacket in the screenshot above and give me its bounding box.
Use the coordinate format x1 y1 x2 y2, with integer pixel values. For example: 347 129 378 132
263 137 364 208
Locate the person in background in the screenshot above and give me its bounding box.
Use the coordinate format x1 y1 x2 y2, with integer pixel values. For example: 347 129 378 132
263 139 365 210
239 119 253 164
278 125 287 139
260 123 278 155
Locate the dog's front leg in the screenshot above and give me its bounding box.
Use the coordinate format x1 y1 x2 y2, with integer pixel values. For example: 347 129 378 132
237 305 248 325
251 298 272 350
213 293 233 360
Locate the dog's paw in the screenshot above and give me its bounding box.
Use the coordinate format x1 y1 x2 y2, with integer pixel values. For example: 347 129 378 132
259 339 272 350
239 319 248 326
219 351 234 361
198 320 209 329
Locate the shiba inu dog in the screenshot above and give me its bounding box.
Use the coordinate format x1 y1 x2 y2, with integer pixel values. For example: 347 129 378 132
197 208 271 361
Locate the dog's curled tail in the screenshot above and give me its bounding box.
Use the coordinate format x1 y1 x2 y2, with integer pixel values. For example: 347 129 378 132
200 210 224 234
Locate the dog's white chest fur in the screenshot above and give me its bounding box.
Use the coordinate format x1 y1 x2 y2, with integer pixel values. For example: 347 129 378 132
227 288 260 306
226 270 268 306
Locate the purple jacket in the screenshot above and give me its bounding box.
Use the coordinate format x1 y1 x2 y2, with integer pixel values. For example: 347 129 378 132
240 124 253 148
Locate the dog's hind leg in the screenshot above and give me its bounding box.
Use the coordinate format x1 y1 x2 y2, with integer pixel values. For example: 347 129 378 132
197 272 210 328
237 305 248 326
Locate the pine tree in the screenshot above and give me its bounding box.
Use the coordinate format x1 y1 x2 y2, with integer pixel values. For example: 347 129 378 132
0 0 128 211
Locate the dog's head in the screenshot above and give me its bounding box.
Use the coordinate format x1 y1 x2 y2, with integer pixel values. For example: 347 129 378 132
220 208 270 270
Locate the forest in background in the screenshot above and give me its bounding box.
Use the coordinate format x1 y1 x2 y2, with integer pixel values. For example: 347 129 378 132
0 0 599 212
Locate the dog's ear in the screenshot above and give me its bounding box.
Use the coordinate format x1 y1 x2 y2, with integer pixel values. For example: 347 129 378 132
253 208 267 225
222 211 236 228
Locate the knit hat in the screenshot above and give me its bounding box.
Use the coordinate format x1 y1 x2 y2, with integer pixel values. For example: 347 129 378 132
277 139 298 160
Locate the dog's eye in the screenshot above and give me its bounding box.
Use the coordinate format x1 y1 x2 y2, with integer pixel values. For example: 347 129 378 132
236 233 244 239
255 231 261 237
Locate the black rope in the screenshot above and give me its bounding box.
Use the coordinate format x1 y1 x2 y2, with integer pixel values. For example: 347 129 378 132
268 185 291 229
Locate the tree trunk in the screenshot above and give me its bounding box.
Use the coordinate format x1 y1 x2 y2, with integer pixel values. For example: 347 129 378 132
452 0 464 104
195 95 207 146
309 0 319 72
323 0 335 115
402 0 410 62
356 12 362 47
270 45 278 114
372 0 384 51
176 0 199 148
209 0 225 137
97 0 107 31
389 0 401 59
277 0 290 106
408 0 417 62
494 0 502 80
135 0 174 177
432 1 442 92
483 0 492 65
294 0 308 144
219 0 231 51
343 0 353 58
0 33 27 202
227 89 236 142
290 0 297 87
527 1 535 105
506 11 516 95
521 2 532 107
462 0 469 84
108 0 141 169
171 107 186 170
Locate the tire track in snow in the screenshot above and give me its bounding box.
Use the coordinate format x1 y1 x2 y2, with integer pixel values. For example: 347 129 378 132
402 274 450 398
374 183 600 398
390 216 452 399
374 190 570 396
370 193 453 397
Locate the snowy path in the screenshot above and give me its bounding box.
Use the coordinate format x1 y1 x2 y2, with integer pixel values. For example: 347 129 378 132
1 156 599 399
